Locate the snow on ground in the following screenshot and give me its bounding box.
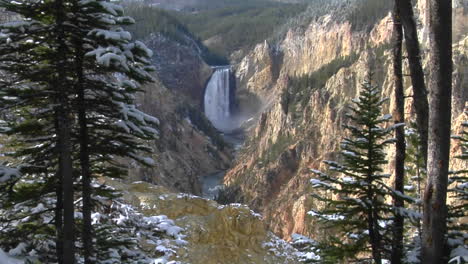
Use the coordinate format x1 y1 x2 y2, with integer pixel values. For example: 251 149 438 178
0 249 23 264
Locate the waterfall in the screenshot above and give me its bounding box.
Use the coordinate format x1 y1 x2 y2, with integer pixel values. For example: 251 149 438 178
204 66 232 132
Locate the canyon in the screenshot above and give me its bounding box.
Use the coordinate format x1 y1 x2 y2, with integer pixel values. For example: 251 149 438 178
0 0 465 262
127 0 467 251
221 0 468 240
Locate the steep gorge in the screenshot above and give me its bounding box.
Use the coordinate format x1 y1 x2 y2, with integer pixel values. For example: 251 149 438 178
223 0 468 240
126 0 467 245
0 1 463 262
126 31 234 195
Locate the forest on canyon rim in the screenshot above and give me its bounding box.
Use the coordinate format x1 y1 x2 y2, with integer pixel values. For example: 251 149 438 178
0 0 466 263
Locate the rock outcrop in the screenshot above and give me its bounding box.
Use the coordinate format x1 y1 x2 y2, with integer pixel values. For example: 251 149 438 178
225 1 468 240
105 178 301 264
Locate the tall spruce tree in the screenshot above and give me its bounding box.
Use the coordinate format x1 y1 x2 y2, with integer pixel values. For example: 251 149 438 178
446 111 468 262
0 1 71 261
0 0 159 262
309 74 402 263
0 3 80 261
53 1 76 262
67 1 158 262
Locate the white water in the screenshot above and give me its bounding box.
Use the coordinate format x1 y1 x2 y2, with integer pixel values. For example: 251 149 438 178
204 66 233 132
202 171 225 200
202 66 250 200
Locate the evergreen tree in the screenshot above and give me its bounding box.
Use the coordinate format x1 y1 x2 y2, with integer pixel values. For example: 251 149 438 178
0 0 159 262
405 113 467 264
0 1 71 261
53 1 76 262
404 124 426 227
67 1 158 262
447 111 468 262
400 125 425 263
309 74 401 263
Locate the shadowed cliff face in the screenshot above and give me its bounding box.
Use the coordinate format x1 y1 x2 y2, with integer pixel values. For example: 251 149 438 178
127 77 233 195
225 2 468 240
146 33 213 108
126 33 233 195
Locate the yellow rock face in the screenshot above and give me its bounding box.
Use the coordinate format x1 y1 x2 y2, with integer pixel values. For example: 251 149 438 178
227 3 468 241
104 179 300 264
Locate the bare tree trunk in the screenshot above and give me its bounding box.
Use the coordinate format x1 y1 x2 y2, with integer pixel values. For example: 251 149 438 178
55 170 63 264
395 0 429 165
79 80 93 264
422 0 452 263
69 2 93 261
391 3 405 264
54 0 75 263
76 42 93 264
56 86 75 264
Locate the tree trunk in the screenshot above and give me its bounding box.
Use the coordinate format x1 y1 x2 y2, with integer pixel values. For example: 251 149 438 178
371 204 382 264
367 204 382 264
367 125 382 264
366 193 383 264
55 170 63 264
54 0 75 263
395 0 429 165
79 79 93 264
76 39 93 264
422 0 452 263
56 91 75 264
69 2 93 261
391 3 405 264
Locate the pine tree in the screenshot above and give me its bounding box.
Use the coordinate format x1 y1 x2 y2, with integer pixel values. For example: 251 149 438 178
400 124 425 263
53 1 76 262
405 113 468 263
66 1 158 262
0 0 159 262
447 111 468 262
404 124 426 227
0 1 71 261
309 74 401 263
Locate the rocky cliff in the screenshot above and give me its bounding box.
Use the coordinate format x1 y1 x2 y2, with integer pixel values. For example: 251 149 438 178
146 33 213 107
128 77 232 195
104 178 302 264
127 33 232 195
225 1 467 240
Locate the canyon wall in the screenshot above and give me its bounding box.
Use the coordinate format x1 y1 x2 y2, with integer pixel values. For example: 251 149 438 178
146 33 213 107
127 33 232 195
226 1 467 239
